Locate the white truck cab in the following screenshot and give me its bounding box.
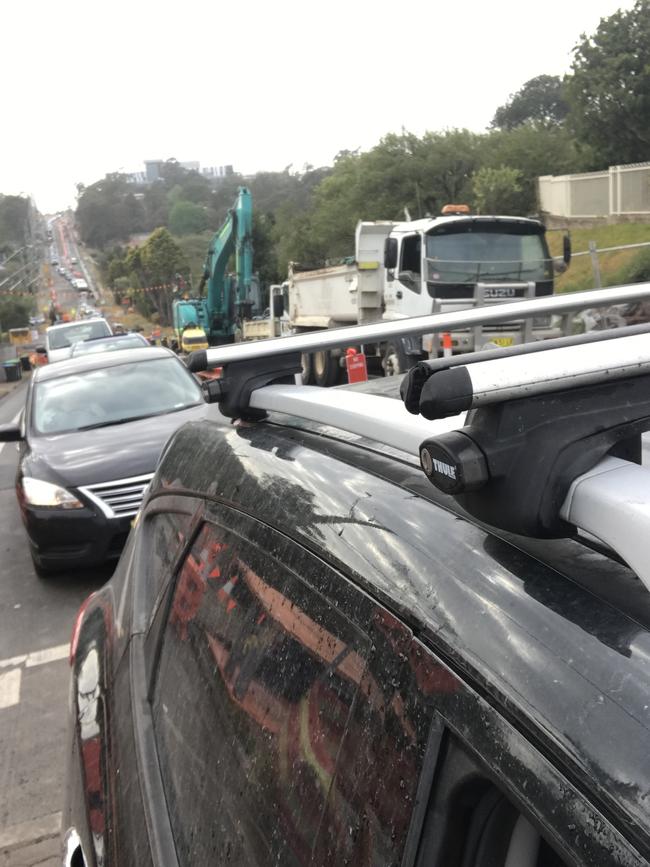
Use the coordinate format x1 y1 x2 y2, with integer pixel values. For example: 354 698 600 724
382 208 554 319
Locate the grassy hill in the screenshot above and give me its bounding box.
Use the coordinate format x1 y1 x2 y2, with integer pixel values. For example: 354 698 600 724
547 222 650 294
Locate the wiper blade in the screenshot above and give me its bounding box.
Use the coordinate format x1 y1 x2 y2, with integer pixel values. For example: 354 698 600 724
75 404 199 432
76 413 160 431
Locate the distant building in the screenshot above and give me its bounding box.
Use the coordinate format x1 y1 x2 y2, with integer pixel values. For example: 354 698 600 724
126 171 147 185
125 161 235 185
144 160 164 183
201 165 234 179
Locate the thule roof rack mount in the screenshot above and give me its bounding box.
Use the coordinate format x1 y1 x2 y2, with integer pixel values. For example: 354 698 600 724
189 282 650 592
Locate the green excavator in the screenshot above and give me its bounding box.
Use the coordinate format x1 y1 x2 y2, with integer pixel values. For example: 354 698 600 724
172 186 261 347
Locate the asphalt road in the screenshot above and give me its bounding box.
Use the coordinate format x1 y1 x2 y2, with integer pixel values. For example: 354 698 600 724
0 382 111 866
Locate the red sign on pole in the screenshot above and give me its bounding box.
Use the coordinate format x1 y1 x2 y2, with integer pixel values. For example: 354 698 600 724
345 348 368 384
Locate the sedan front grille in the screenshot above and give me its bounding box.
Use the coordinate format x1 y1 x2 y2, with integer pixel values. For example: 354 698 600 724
79 473 154 519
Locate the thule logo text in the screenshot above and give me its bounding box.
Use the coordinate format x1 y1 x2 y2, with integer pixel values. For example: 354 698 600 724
432 459 457 480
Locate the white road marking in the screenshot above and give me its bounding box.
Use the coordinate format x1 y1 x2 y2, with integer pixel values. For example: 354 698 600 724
0 811 62 850
0 669 22 709
0 642 69 670
0 653 27 670
25 643 69 668
0 409 22 457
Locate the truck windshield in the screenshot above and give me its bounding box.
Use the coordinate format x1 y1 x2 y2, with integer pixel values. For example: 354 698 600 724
425 224 552 284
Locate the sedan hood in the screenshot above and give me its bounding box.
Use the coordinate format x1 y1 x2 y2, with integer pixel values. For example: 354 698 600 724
23 403 209 488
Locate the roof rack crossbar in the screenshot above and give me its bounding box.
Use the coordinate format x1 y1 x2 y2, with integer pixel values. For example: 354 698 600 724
189 281 650 371
244 385 650 593
408 332 650 421
401 323 650 415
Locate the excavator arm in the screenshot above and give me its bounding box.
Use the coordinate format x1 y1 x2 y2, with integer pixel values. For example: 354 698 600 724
199 186 254 339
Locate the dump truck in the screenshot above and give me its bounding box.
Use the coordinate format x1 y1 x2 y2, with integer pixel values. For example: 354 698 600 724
264 206 570 386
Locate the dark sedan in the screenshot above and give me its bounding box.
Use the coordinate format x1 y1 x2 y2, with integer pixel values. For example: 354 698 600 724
0 347 207 575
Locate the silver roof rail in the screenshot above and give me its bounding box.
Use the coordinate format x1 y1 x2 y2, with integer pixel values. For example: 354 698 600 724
190 281 650 370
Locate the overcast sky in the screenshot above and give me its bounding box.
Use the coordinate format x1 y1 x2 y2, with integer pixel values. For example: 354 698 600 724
0 0 636 213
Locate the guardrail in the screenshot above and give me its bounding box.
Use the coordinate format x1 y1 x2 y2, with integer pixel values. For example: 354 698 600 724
571 239 650 289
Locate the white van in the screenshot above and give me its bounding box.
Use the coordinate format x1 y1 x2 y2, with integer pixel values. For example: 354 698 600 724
45 318 112 363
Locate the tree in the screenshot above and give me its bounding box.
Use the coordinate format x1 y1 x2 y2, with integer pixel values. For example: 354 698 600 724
104 229 190 325
482 125 582 214
286 130 483 267
0 195 31 247
492 75 569 129
0 296 34 331
76 174 146 247
138 228 190 325
565 0 650 165
472 166 523 215
169 201 209 236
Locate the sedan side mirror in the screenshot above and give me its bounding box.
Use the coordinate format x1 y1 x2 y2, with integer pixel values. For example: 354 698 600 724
0 423 23 442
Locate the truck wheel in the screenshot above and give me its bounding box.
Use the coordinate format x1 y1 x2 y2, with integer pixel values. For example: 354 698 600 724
313 350 339 387
300 353 314 385
382 341 409 376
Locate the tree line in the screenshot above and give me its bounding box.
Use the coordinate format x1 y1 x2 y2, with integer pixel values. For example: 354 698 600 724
80 0 649 324
0 195 37 333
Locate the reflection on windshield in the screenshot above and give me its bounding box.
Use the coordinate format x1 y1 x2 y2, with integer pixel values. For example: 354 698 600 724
73 336 148 355
33 357 202 434
47 320 112 350
426 228 552 283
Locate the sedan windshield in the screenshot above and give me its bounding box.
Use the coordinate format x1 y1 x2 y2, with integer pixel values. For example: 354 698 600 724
32 357 203 435
47 320 111 350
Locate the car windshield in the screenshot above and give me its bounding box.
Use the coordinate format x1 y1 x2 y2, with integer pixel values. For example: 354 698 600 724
425 225 552 283
72 336 148 356
32 357 203 435
47 320 111 350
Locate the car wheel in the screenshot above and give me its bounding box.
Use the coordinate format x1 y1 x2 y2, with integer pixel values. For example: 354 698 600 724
382 341 410 376
313 350 339 387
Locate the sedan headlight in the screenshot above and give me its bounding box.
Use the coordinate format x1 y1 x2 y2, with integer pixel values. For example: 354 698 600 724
22 477 84 509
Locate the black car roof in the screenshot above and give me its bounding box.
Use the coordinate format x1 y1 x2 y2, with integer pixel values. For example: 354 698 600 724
33 346 177 382
152 414 650 854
